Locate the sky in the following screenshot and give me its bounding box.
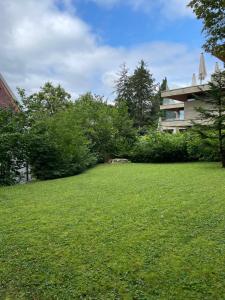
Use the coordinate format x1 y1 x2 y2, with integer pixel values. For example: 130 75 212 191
0 0 221 101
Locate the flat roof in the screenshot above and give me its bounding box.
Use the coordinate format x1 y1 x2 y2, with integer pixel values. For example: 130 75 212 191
161 84 210 102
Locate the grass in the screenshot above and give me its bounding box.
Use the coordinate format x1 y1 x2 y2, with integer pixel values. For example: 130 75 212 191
1 162 225 299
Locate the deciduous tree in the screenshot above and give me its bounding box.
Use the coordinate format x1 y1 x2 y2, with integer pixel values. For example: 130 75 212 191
188 0 225 58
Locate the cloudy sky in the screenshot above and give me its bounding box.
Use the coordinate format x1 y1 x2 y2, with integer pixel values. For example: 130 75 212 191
0 0 221 101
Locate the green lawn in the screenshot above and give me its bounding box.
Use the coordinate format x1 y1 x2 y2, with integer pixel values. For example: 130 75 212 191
1 163 225 299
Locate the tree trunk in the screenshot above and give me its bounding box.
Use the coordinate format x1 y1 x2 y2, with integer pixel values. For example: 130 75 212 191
220 143 225 168
218 99 225 168
221 154 225 168
26 161 29 182
218 129 225 168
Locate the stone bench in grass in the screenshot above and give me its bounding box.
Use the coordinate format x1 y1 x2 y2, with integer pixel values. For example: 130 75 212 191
110 158 130 164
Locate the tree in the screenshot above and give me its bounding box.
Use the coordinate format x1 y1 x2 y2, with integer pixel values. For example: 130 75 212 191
193 70 225 167
114 64 133 113
160 77 168 94
112 101 137 157
114 61 159 130
72 93 136 161
129 60 158 129
0 108 27 185
27 109 96 180
18 82 72 123
188 0 225 58
72 93 115 162
16 84 98 180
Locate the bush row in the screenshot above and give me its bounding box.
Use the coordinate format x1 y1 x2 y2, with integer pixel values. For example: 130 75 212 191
128 131 219 163
0 94 137 184
0 95 220 186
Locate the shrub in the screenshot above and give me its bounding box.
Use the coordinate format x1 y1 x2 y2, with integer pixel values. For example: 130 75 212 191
0 109 27 186
186 131 220 162
130 131 220 164
130 132 188 163
72 94 136 162
28 111 97 180
0 133 26 185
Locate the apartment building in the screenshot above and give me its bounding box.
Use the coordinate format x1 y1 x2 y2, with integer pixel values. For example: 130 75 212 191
159 84 211 133
159 53 224 133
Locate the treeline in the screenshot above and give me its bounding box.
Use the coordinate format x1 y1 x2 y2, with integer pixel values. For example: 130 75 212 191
0 87 137 185
0 61 222 185
0 60 160 185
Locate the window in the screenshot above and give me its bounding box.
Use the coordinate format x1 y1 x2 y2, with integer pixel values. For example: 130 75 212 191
163 98 180 105
179 110 184 120
164 110 176 120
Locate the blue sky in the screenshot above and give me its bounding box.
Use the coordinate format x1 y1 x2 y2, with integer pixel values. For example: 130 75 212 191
0 0 220 100
74 0 203 48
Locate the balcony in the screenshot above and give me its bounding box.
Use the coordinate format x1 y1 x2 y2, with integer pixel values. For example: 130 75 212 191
161 84 210 102
160 103 184 110
160 119 191 127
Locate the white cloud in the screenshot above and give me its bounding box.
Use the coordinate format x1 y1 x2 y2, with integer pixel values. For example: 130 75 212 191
88 0 193 18
159 0 193 19
0 0 216 102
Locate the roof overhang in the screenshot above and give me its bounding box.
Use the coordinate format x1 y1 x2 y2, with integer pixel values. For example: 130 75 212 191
161 84 211 102
160 103 184 110
0 73 20 111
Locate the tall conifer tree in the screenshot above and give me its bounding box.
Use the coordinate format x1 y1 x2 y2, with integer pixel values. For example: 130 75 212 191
130 60 158 128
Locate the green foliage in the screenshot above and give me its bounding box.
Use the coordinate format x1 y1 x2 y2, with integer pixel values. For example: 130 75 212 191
186 131 220 161
159 77 168 105
28 111 96 180
17 82 96 181
3 75 224 186
0 109 27 185
188 0 225 57
15 90 135 181
72 93 115 162
72 93 136 162
129 131 220 164
130 132 188 163
1 163 225 299
114 64 133 111
130 60 158 128
18 82 72 122
0 83 137 185
115 60 159 129
192 70 225 166
112 102 137 157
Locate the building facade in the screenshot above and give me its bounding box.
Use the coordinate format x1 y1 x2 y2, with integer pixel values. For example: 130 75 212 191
159 84 211 133
159 50 225 133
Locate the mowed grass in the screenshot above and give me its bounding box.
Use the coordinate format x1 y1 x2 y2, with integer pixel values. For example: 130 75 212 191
1 163 225 299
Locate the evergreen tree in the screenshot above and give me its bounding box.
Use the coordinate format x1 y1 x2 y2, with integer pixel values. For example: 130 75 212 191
129 60 158 129
160 77 168 92
193 70 225 167
114 64 133 114
159 77 168 105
